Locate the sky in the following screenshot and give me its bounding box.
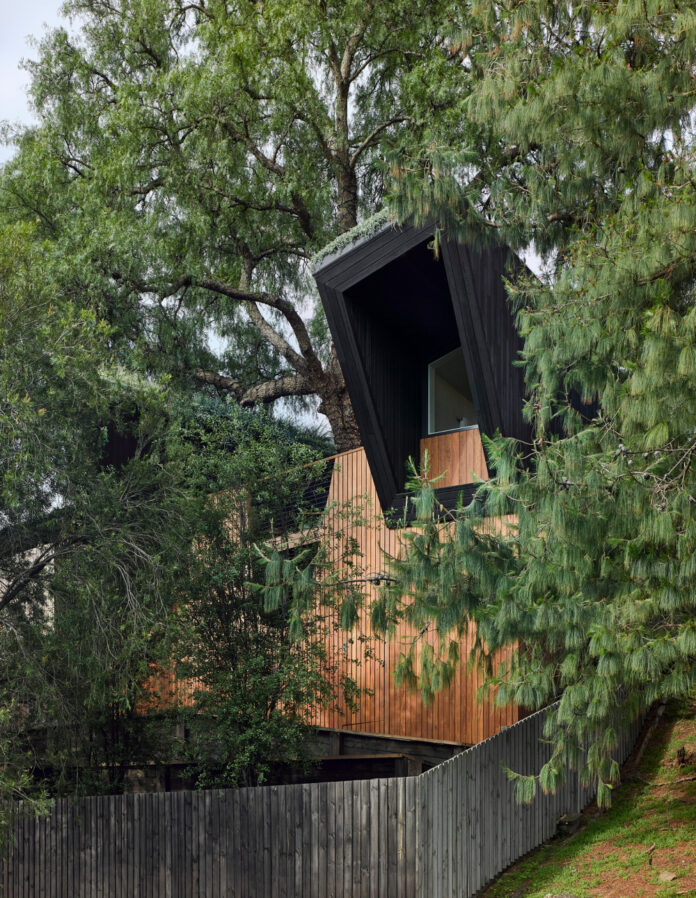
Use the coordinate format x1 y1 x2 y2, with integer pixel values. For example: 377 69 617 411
1 0 66 163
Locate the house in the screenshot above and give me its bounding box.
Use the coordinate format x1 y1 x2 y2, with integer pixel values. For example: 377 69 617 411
307 216 532 750
141 216 532 779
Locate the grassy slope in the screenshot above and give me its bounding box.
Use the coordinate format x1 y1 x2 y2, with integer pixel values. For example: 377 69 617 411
482 698 696 898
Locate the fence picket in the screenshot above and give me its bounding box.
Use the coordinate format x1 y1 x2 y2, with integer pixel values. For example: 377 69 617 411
0 703 644 898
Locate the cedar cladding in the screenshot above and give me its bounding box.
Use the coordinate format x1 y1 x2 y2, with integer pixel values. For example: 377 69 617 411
309 445 519 744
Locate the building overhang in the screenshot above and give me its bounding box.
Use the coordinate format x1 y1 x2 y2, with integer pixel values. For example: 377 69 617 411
313 220 531 517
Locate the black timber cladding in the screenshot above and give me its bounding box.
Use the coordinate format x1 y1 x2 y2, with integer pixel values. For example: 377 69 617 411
441 240 530 442
314 221 531 516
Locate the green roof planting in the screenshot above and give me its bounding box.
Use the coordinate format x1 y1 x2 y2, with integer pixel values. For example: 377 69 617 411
310 208 395 273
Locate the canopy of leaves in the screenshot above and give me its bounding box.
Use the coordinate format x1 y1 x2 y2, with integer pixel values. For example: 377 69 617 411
0 0 463 449
376 0 696 805
0 223 336 798
0 220 196 797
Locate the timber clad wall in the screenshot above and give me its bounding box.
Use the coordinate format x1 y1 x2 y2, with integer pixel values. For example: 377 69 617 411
1 703 644 898
419 429 488 490
142 438 513 743
312 443 517 745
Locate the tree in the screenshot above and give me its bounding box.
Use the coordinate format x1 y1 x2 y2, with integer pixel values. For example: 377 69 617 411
0 220 199 796
0 216 352 803
0 220 187 622
168 402 340 787
0 226 340 794
376 0 696 803
1 0 456 451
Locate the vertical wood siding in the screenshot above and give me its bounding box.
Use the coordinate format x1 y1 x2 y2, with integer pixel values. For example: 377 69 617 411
140 436 514 746
311 440 516 744
1 703 645 898
419 429 488 488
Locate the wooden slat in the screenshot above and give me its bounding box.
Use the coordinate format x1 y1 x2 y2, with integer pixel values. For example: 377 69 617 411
358 779 369 898
351 781 360 898
311 445 517 744
378 779 388 897
325 781 336 898
342 781 352 898
0 702 646 898
334 780 344 898
228 789 239 898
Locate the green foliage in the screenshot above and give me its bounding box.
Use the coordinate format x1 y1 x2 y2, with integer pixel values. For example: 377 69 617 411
483 699 696 897
0 0 463 447
380 0 696 804
0 705 51 839
166 404 340 788
0 220 200 799
0 0 442 801
310 209 393 273
0 225 337 799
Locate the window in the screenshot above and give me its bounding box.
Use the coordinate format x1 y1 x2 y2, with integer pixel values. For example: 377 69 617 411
427 348 477 435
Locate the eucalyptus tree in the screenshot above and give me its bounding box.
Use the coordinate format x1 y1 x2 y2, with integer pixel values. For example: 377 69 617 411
2 0 456 450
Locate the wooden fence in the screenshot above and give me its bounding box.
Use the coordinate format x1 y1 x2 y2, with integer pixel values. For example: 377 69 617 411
1 703 644 898
417 705 643 898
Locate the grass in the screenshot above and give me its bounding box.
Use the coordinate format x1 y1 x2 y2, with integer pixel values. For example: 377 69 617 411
481 697 696 898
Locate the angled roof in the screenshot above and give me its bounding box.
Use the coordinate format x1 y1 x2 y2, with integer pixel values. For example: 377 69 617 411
314 220 531 516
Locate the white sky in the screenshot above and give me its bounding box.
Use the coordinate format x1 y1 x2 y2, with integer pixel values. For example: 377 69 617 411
0 0 66 163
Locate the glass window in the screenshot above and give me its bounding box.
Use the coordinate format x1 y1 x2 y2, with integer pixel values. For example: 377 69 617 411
428 349 477 434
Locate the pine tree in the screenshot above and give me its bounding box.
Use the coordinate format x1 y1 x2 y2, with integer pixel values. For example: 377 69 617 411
379 0 696 803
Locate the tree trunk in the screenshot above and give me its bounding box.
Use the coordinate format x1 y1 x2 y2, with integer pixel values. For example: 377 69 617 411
336 164 358 235
318 382 361 454
334 79 358 235
317 351 361 452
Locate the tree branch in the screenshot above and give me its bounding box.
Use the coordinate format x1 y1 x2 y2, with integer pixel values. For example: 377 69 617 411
350 117 407 168
341 5 373 82
135 274 326 396
240 375 315 405
191 278 322 376
243 301 307 373
0 511 69 563
0 535 86 614
191 369 243 394
191 369 314 405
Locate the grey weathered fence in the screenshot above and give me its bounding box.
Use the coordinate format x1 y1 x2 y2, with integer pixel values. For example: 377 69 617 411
1 704 644 898
417 705 643 898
